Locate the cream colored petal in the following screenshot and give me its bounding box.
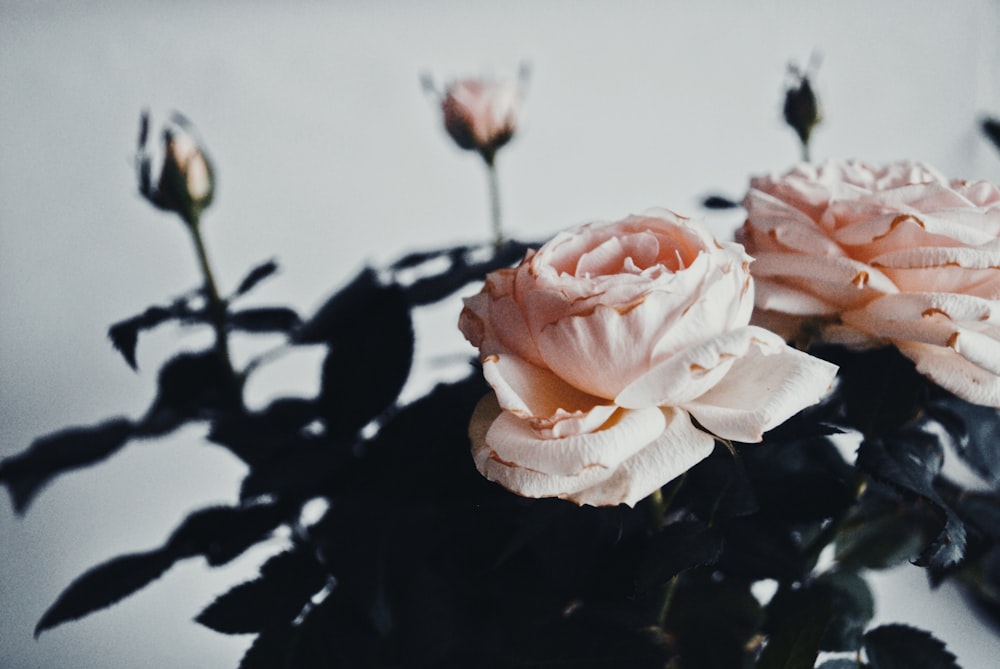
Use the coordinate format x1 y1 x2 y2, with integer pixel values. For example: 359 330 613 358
616 326 787 409
896 341 1000 407
684 343 838 443
483 403 666 477
482 354 617 438
750 252 898 309
566 408 716 508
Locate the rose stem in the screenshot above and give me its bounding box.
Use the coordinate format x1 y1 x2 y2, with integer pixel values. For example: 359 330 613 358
187 212 238 393
484 154 503 248
801 139 811 164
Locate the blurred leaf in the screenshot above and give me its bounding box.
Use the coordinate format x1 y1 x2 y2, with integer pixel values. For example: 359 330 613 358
143 350 240 429
391 239 539 306
35 549 174 637
757 588 830 669
857 432 966 569
816 571 875 652
233 259 279 298
633 521 723 594
816 661 861 669
676 443 758 523
230 307 302 334
926 397 1000 488
196 549 327 634
863 624 960 669
982 117 1000 156
166 502 286 566
108 306 176 370
310 270 413 438
741 437 854 522
835 485 934 570
664 573 763 669
719 517 808 581
702 194 740 209
0 418 133 513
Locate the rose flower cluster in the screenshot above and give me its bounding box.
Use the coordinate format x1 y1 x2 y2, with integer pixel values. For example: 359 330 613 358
460 210 837 506
741 160 1000 407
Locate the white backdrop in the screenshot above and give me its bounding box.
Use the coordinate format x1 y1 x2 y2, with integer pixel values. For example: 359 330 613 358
2 1 1000 667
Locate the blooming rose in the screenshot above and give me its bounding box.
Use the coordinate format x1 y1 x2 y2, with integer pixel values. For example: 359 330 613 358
459 210 838 507
740 160 1000 407
440 75 524 163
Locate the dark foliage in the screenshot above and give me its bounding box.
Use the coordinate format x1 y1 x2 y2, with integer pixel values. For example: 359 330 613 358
2 241 984 669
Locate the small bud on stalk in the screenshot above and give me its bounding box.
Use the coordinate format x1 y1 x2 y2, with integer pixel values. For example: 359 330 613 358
137 111 215 225
423 65 529 247
782 54 823 163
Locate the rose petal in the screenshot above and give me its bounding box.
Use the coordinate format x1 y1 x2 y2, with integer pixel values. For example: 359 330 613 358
684 342 838 442
896 341 1000 407
482 402 666 477
566 408 715 507
615 326 788 409
482 354 617 438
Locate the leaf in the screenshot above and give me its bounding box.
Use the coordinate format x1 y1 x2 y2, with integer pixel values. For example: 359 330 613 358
233 259 279 298
35 549 174 636
863 624 960 669
309 269 414 437
230 307 302 334
857 432 966 569
815 571 875 652
36 501 286 636
633 521 723 594
926 397 1000 488
757 589 830 669
196 549 327 634
835 485 935 570
166 502 287 566
389 239 540 306
702 194 740 209
138 351 240 435
0 418 133 513
982 117 1000 156
816 661 861 669
108 306 175 370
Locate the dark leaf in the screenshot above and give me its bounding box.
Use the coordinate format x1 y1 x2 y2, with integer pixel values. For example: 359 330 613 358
141 351 240 430
982 117 1000 156
757 588 830 669
35 549 174 636
0 418 133 513
835 485 935 570
675 443 758 523
927 397 1000 488
719 517 807 581
857 433 966 569
230 307 302 335
310 270 413 437
196 549 328 634
702 194 740 209
664 573 763 669
863 624 960 669
108 305 176 370
633 521 723 594
166 502 287 566
233 259 279 298
816 661 861 669
238 626 296 669
391 239 539 306
815 571 875 652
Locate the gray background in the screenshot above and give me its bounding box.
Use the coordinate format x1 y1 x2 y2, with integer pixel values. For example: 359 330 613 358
2 1 1000 667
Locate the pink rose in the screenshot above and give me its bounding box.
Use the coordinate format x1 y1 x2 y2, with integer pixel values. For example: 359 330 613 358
440 76 523 163
740 160 1000 407
459 211 838 507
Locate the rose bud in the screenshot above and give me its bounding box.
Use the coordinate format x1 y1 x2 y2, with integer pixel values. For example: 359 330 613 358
431 67 528 165
137 111 215 224
740 159 1000 407
782 58 822 162
460 210 838 507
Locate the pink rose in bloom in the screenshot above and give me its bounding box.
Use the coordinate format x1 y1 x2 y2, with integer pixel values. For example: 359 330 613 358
441 76 523 162
740 160 1000 407
459 210 838 507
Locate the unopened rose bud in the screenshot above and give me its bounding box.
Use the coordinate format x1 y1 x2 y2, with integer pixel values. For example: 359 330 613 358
428 66 528 165
137 111 215 225
782 56 823 162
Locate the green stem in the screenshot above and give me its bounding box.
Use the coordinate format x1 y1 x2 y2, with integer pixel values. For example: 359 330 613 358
484 156 503 248
187 214 237 388
801 139 811 164
657 574 680 630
